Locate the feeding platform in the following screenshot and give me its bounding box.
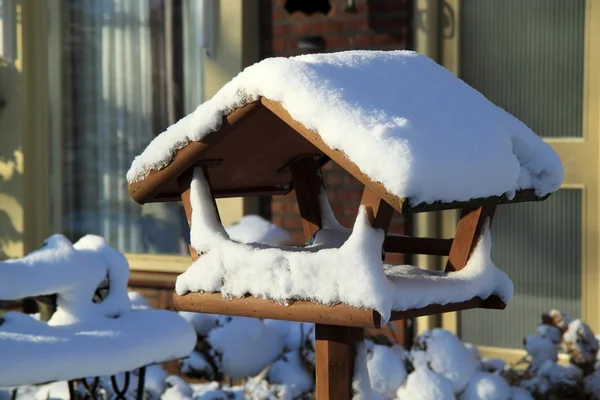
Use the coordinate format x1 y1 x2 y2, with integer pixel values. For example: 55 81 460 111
127 51 563 399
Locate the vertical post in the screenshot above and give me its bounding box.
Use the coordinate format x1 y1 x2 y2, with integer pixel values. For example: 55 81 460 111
290 157 323 240
178 166 221 261
445 205 496 272
315 325 364 399
360 187 394 235
290 157 359 400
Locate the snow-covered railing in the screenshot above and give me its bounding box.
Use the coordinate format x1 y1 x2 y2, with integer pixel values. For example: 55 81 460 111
0 235 196 399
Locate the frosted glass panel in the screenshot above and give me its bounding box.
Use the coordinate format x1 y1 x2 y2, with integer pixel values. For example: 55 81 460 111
460 0 585 138
459 189 582 349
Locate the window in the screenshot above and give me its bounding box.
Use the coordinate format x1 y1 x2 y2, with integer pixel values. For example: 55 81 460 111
53 0 202 256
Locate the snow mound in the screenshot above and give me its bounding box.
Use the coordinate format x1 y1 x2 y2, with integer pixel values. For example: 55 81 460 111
460 372 511 400
0 236 196 386
366 343 408 399
397 367 455 400
268 350 314 399
263 319 315 351
206 317 284 380
178 312 218 337
411 328 480 393
127 50 563 205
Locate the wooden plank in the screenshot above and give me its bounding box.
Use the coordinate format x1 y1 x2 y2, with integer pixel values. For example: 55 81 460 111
128 101 261 204
445 205 496 272
290 157 325 241
315 324 363 400
173 292 382 329
388 295 506 320
361 187 394 235
403 189 549 214
173 291 506 329
177 168 197 260
383 236 453 256
144 185 293 203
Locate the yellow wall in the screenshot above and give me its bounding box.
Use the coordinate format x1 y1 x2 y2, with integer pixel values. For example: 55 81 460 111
208 0 259 226
0 2 24 258
0 60 24 258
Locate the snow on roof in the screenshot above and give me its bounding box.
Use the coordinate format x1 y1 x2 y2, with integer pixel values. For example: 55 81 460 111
127 50 563 205
0 235 196 386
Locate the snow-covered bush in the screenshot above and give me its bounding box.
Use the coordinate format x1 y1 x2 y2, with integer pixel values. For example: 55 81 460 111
173 309 600 400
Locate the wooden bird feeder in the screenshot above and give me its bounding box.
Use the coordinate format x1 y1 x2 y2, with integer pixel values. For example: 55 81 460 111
128 97 551 399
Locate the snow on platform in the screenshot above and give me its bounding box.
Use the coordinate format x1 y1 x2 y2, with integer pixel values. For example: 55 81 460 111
175 170 513 324
0 235 196 387
225 215 291 246
127 50 563 205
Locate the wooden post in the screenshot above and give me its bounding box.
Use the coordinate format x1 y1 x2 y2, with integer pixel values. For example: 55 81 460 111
360 187 394 234
178 166 222 261
315 325 364 399
290 157 323 240
445 205 496 272
290 157 359 400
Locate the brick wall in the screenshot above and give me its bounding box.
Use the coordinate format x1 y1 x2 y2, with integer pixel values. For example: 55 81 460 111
260 0 413 345
260 0 412 57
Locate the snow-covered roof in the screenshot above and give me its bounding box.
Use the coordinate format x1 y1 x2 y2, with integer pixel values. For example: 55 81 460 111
127 50 563 206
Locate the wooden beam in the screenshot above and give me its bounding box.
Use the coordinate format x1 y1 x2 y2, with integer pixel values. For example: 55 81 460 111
128 101 261 204
383 236 453 256
361 187 394 235
389 295 506 320
173 292 382 329
403 189 549 214
445 205 496 272
177 168 197 260
290 157 325 241
315 325 363 400
173 291 506 329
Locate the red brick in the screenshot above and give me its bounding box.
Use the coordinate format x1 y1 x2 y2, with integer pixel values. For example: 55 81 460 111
343 17 370 32
282 216 303 231
342 203 361 218
290 231 306 245
287 39 299 51
271 215 284 227
272 6 285 21
292 20 314 35
354 33 399 48
325 172 343 186
329 203 345 219
369 15 410 31
336 188 363 203
272 38 286 52
325 35 353 49
273 23 292 37
367 0 410 14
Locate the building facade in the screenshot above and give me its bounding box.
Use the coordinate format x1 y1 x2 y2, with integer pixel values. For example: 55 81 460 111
1 0 599 360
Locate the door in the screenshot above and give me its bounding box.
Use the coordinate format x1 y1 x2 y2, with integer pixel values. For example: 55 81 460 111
439 0 600 359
